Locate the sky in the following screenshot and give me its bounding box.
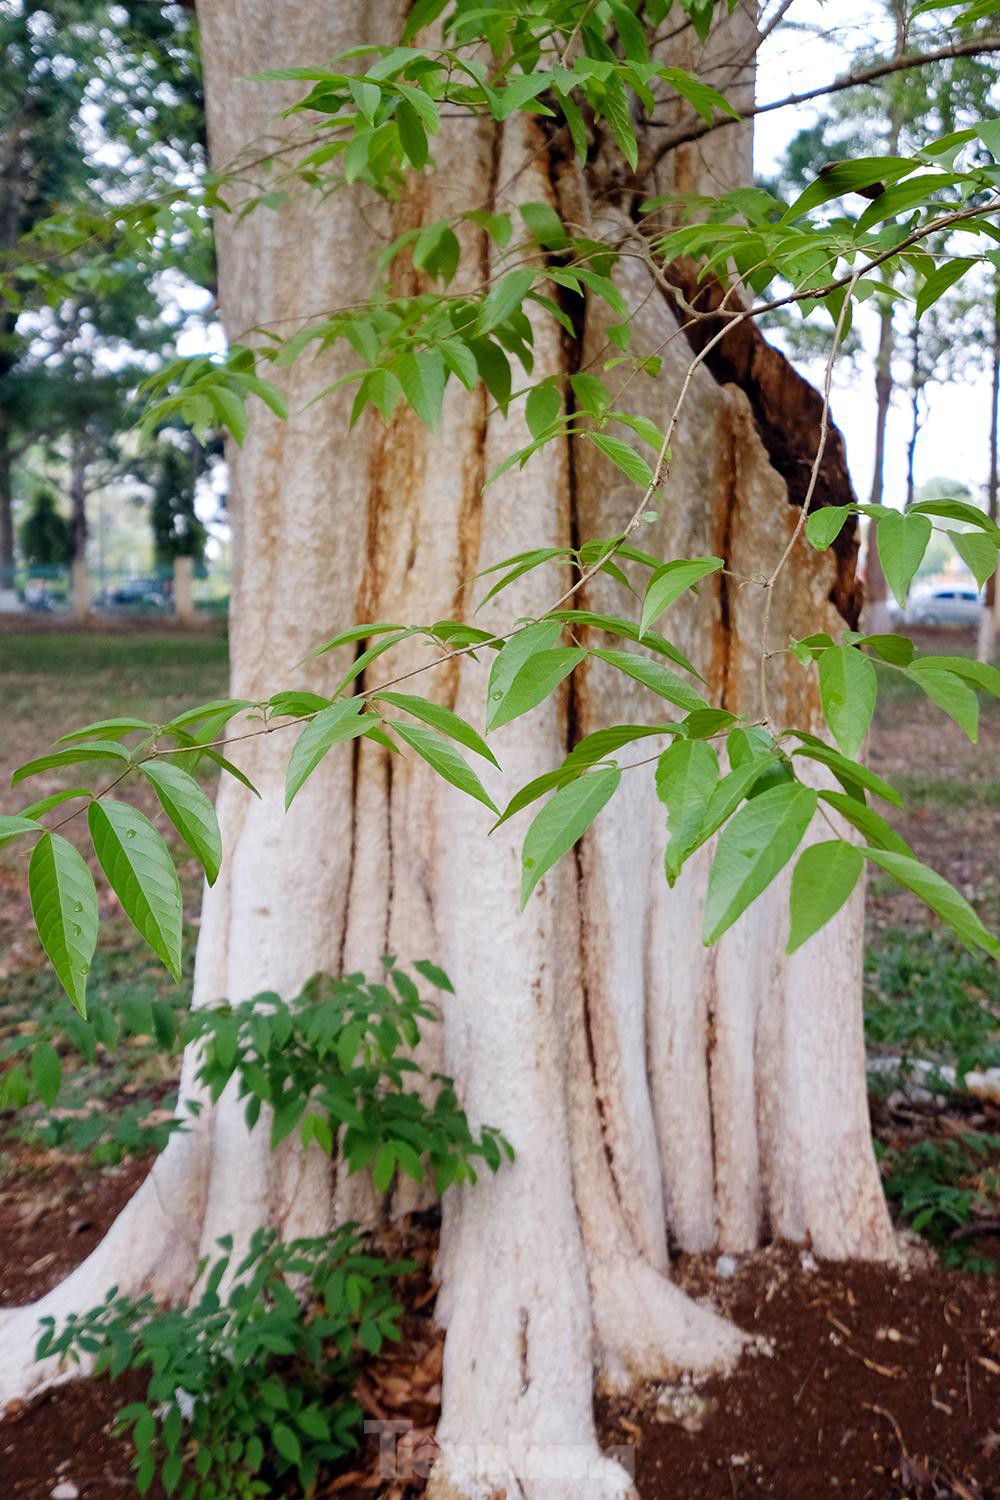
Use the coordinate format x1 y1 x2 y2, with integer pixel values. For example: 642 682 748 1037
754 0 996 510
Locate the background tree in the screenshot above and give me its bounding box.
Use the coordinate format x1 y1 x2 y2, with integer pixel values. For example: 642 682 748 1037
18 483 69 567
148 434 209 569
0 0 209 575
768 0 999 624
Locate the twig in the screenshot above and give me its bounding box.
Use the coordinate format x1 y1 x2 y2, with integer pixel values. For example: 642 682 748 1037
757 265 862 724
863 1401 908 1453
792 1354 820 1407
559 0 600 68
649 36 1000 161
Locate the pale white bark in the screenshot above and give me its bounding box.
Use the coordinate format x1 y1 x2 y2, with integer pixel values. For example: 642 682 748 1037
976 586 999 663
0 6 895 1494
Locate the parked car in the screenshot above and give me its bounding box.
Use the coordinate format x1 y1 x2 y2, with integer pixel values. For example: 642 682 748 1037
93 577 170 612
904 586 982 628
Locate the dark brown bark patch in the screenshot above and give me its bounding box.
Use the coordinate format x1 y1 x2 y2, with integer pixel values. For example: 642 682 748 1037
660 259 863 627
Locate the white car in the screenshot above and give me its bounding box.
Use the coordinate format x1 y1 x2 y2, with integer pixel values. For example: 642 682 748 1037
904 586 982 628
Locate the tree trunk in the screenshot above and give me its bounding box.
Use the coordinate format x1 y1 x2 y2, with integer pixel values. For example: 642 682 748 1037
905 314 921 511
0 6 894 1493
68 438 89 563
977 274 1000 663
0 431 13 579
862 1 908 635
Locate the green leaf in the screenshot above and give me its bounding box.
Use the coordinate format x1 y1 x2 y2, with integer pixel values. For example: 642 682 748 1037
656 739 719 884
545 610 701 679
31 1039 62 1108
916 655 1000 698
165 697 254 732
519 201 569 249
565 723 677 766
805 505 854 550
300 622 405 665
862 849 1000 960
783 157 916 221
201 748 261 798
476 547 570 609
479 268 535 333
791 737 902 807
493 72 551 120
471 337 512 411
491 766 583 831
28 832 98 1017
285 701 370 808
55 718 154 745
296 1406 331 1441
904 663 979 741
818 646 877 758
682 707 737 740
525 380 563 439
209 383 247 444
917 258 976 319
12 739 132 788
598 71 637 171
787 840 864 953
908 499 1000 541
271 1423 302 1465
876 511 932 608
413 958 453 992
0 813 46 848
487 648 585 733
395 348 445 429
359 367 403 423
588 432 654 487
592 649 706 712
412 221 461 283
950 529 998 590
375 692 499 766
520 768 620 908
640 557 723 637
88 800 183 980
373 1142 396 1192
818 790 913 857
703 783 818 945
487 620 562 712
16 789 91 821
660 66 738 124
857 633 914 666
139 760 223 885
396 99 429 168
268 691 332 718
395 722 498 814
570 373 611 419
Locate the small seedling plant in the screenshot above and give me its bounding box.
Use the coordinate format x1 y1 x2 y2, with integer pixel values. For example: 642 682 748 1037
187 961 512 1193
37 1227 412 1498
35 961 508 1496
879 1132 1000 1274
4 961 511 1190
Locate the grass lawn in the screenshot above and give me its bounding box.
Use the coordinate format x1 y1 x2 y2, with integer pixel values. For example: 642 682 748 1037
0 632 229 1174
864 648 1000 1270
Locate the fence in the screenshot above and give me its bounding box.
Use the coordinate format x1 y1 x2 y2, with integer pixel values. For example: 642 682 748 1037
0 558 230 622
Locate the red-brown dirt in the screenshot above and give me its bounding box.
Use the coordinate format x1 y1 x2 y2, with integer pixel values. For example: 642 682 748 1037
1 1178 999 1500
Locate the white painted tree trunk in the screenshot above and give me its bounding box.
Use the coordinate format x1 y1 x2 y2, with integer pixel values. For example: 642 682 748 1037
0 5 895 1495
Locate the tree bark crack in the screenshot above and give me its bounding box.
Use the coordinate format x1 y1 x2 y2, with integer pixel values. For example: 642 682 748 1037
651 257 863 627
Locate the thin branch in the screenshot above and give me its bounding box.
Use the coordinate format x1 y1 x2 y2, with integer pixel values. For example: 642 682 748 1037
649 35 1000 161
758 265 862 723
